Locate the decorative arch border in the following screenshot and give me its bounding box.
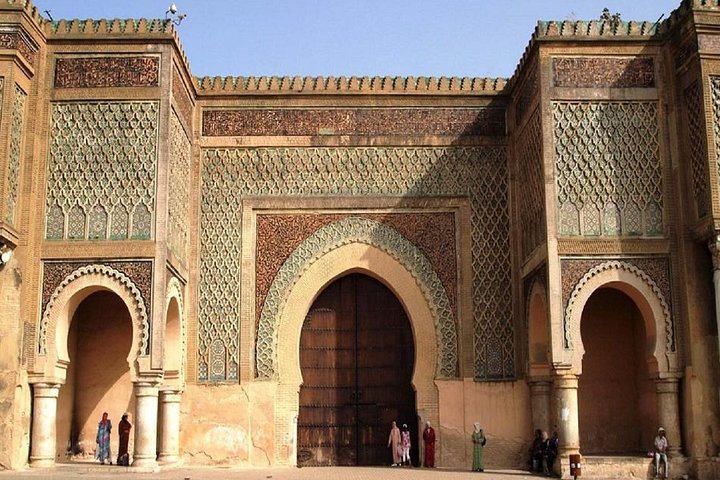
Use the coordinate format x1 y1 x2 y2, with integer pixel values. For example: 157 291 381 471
256 216 458 379
37 264 150 378
563 260 674 373
165 276 187 388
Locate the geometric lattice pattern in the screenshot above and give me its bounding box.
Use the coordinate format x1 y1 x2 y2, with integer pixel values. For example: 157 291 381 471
516 110 544 260
553 102 663 237
5 81 22 226
200 146 513 382
45 102 158 240
710 77 720 212
168 110 190 263
686 81 710 219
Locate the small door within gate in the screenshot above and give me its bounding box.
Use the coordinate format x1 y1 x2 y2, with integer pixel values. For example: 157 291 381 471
297 274 417 466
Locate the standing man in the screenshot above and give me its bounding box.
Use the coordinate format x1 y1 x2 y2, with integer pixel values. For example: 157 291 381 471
388 420 401 466
117 413 132 466
654 427 669 479
423 421 436 468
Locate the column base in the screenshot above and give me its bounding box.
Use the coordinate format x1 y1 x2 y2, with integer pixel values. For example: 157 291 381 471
29 456 55 468
131 455 159 469
157 453 181 465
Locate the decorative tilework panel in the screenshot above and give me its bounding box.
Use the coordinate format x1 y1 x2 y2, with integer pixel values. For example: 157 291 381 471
199 147 513 382
709 77 720 205
552 57 655 88
255 213 457 329
5 81 24 226
45 102 159 241
516 110 544 259
54 56 160 88
168 110 190 263
685 81 710 219
553 102 663 237
202 108 506 137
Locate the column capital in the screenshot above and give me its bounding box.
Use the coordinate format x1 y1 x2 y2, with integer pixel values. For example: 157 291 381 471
708 232 720 270
31 382 61 398
553 373 579 389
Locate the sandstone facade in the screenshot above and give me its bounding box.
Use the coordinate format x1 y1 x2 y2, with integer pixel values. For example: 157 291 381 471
0 1 719 478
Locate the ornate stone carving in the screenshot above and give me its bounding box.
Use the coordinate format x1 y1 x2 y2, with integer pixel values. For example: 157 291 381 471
172 68 193 129
45 102 158 241
168 110 190 264
561 258 674 352
202 107 505 137
515 63 537 124
54 56 160 88
685 81 711 219
552 57 655 88
553 101 663 237
517 110 544 259
38 263 151 357
0 24 38 64
256 213 457 328
709 77 720 204
197 75 507 93
256 216 458 379
200 146 512 382
5 81 24 226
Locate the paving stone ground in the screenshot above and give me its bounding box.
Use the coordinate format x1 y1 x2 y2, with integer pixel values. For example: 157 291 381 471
0 464 617 480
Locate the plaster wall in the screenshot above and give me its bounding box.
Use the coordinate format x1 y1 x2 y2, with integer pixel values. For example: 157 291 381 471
180 382 277 466
437 379 530 469
0 257 29 469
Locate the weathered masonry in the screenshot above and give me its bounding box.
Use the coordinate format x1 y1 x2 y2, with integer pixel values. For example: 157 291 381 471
1 1 720 478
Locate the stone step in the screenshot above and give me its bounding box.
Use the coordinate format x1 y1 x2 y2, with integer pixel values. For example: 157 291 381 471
561 455 685 480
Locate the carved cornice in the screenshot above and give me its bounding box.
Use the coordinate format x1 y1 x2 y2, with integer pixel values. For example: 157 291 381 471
195 75 508 93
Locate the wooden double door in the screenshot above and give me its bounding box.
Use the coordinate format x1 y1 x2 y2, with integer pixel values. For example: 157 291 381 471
297 274 417 466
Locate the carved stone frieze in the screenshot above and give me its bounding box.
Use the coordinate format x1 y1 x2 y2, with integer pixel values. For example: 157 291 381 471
552 57 655 88
54 56 160 88
202 107 505 137
0 24 38 64
685 81 711 219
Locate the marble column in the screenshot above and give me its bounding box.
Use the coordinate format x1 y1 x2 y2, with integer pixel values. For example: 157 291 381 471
132 381 160 468
656 376 682 456
708 234 720 363
554 374 580 455
157 389 182 464
29 383 61 468
529 379 552 433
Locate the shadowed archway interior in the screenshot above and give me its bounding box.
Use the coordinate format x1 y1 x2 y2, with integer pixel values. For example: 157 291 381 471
297 273 417 466
578 287 657 454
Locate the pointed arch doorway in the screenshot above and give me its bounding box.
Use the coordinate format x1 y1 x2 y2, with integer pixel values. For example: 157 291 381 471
297 273 417 466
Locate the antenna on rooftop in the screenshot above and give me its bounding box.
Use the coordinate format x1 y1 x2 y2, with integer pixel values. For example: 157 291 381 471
43 9 53 22
165 3 187 26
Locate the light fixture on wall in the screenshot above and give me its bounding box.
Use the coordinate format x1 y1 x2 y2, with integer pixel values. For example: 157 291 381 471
0 243 12 267
165 3 187 26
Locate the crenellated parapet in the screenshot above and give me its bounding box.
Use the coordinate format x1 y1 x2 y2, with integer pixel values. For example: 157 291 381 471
195 75 507 94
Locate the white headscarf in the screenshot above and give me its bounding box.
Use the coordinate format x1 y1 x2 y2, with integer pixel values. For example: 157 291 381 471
474 422 481 433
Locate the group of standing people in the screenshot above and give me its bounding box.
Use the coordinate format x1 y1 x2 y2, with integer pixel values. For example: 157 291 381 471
387 419 486 472
94 412 132 466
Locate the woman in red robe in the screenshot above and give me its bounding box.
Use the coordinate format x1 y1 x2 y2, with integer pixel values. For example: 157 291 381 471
423 421 436 467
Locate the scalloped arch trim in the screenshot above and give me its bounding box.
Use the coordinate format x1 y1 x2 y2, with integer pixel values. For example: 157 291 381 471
564 260 673 352
38 264 150 359
255 216 458 379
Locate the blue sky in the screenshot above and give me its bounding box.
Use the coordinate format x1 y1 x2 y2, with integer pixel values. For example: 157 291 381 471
32 1 680 78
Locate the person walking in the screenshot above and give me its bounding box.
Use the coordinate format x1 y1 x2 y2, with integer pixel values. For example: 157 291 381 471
400 424 412 467
387 421 401 466
95 412 112 465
